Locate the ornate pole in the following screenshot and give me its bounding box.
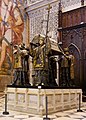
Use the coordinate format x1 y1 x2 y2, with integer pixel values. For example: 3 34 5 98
58 0 62 43
44 4 52 86
45 4 52 43
44 4 52 59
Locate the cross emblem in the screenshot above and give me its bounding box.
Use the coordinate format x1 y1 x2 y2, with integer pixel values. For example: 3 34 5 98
46 4 52 12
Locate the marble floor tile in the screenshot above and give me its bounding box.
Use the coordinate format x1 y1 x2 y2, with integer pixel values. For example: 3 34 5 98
69 114 84 119
0 103 86 120
0 117 17 120
24 117 43 120
54 117 77 120
14 114 29 119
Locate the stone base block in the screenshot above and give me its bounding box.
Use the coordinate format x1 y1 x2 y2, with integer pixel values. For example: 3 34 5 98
6 87 82 115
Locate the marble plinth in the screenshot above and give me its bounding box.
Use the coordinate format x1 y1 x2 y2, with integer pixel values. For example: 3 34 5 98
6 86 82 115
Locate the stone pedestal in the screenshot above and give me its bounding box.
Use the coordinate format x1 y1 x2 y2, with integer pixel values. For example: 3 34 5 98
6 87 82 115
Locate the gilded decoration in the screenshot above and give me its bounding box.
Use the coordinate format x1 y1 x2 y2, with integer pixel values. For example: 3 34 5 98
30 34 51 70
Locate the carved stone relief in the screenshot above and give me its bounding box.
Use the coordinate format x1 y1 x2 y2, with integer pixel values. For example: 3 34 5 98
26 0 82 42
61 0 81 12
28 1 59 42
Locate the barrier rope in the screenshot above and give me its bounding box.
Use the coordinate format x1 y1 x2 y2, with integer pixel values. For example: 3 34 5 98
41 93 84 112
0 91 85 116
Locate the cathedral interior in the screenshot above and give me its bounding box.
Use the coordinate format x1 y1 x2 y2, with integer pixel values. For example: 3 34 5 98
0 0 86 120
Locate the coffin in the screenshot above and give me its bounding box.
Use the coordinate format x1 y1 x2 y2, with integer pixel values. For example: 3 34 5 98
30 34 62 55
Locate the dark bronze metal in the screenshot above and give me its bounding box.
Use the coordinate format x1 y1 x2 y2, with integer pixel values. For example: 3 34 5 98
3 94 9 115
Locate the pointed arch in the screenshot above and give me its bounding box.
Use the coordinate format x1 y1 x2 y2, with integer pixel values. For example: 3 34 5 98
68 43 81 59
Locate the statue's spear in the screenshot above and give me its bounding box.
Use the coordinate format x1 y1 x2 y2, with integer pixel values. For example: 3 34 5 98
43 5 52 117
45 4 52 44
44 4 52 58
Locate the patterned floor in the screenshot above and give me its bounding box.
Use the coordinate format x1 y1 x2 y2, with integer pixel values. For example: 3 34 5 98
0 107 86 120
0 92 86 120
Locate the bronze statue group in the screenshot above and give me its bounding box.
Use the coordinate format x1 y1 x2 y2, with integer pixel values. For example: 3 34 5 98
12 34 75 87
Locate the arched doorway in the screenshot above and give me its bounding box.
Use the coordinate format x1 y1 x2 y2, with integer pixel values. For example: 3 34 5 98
68 43 81 86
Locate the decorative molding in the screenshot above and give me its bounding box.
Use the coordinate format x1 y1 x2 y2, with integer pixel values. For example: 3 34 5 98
26 1 59 41
61 0 82 12
25 0 59 11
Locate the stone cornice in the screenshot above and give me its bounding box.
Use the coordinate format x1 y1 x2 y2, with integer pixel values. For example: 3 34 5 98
24 0 86 13
25 0 59 12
